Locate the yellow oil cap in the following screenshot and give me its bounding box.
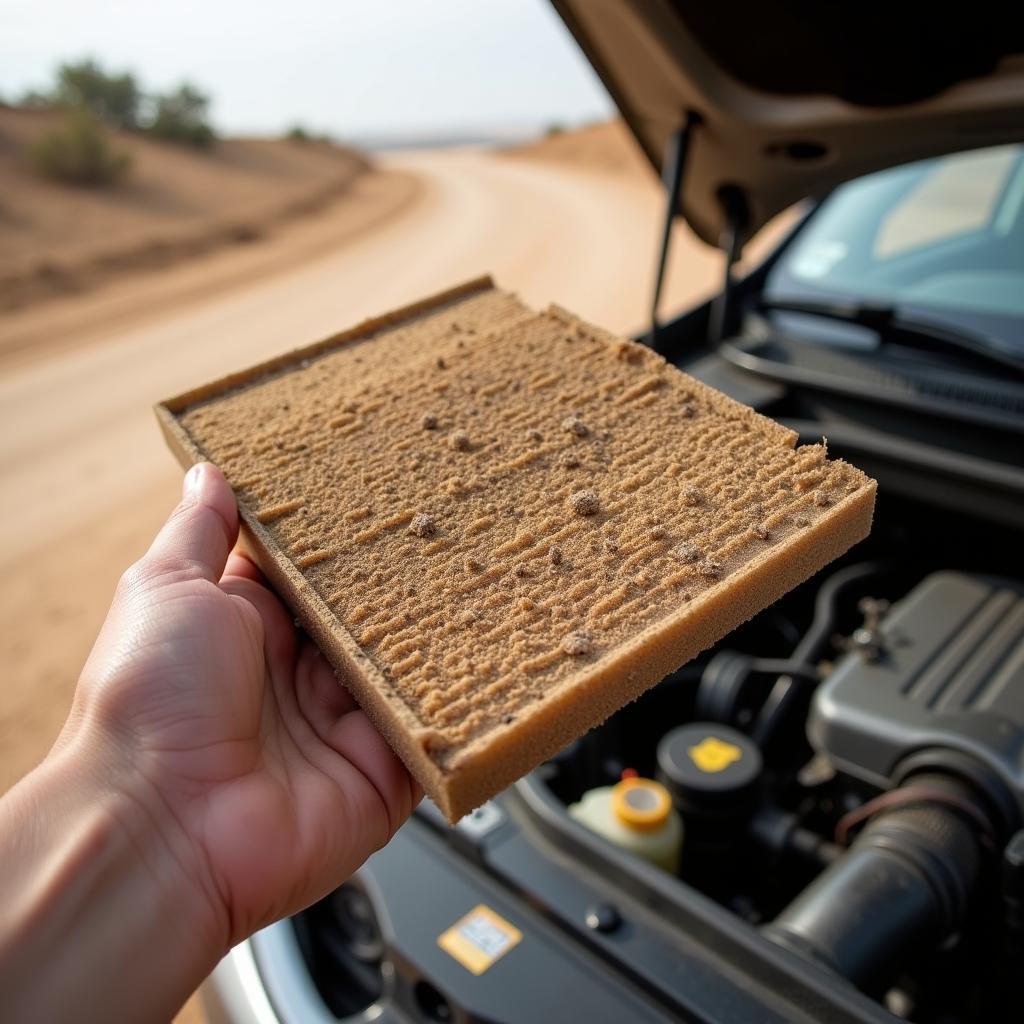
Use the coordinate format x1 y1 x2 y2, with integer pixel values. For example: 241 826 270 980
688 735 744 773
611 777 672 832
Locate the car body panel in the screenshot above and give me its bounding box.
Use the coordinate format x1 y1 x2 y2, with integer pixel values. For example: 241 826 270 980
553 0 1024 247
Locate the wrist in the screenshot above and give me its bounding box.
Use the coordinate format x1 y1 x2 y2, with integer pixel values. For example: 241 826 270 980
0 721 228 1022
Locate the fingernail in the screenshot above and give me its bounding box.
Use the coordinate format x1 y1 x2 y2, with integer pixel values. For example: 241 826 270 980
183 463 205 501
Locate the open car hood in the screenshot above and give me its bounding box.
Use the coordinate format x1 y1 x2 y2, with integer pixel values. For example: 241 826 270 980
553 0 1024 248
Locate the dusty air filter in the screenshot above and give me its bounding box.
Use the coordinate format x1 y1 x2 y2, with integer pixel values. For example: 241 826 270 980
157 277 874 821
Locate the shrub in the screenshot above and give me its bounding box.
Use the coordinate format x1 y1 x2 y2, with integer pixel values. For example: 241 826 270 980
19 89 52 108
285 125 333 144
53 59 142 130
148 84 216 148
545 122 566 138
30 109 132 186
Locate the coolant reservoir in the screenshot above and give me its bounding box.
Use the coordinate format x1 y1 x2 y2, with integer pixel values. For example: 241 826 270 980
569 777 683 873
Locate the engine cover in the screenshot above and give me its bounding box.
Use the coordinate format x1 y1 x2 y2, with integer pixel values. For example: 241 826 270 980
809 571 1024 817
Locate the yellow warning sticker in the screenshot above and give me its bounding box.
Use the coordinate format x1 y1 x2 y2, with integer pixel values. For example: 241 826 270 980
688 735 743 773
437 904 523 975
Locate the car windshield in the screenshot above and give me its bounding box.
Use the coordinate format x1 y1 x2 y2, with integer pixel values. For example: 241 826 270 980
765 144 1024 356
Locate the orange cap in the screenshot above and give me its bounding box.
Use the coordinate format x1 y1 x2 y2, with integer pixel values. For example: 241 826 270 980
611 777 672 832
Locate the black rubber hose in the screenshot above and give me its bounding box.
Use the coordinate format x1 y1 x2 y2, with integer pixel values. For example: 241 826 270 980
753 561 888 746
696 654 821 726
749 805 842 870
763 775 983 994
791 561 888 665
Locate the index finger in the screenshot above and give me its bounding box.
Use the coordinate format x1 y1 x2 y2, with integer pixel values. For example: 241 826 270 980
222 547 266 585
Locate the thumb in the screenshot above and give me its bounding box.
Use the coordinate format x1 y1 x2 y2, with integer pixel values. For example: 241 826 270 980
136 463 239 586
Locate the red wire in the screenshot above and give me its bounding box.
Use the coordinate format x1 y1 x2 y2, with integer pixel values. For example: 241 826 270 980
834 786 995 848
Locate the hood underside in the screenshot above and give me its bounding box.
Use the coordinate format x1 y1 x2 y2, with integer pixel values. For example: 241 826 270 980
554 0 1024 248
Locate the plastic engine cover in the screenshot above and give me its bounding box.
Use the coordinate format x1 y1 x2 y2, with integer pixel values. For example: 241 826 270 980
809 571 1024 815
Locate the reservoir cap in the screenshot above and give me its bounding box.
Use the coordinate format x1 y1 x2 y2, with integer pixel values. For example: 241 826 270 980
611 777 673 832
657 723 762 814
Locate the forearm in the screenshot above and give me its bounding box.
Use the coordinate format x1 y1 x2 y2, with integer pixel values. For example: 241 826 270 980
0 729 225 1023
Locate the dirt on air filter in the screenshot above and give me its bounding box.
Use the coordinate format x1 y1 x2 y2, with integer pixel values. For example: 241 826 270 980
156 277 875 821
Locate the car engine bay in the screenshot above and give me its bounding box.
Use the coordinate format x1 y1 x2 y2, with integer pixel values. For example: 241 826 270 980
209 220 1024 1023
539 539 1023 1021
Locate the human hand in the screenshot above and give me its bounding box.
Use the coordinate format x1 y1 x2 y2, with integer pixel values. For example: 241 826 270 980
0 462 419 1020
63 462 420 948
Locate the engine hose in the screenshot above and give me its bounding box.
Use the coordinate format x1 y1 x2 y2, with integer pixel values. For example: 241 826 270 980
763 774 984 994
753 561 888 746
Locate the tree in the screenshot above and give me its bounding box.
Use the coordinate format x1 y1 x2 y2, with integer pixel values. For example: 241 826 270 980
148 84 216 148
18 58 218 151
53 59 142 130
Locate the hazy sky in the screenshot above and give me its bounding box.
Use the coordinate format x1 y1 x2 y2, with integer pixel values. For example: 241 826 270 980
0 0 614 140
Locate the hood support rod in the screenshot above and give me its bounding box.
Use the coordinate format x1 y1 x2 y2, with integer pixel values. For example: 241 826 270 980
708 185 750 347
648 111 700 353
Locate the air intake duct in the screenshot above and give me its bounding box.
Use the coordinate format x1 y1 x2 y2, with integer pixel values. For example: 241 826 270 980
763 774 988 994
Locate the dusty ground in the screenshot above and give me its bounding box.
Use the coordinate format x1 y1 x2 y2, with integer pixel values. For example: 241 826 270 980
0 106 371 311
0 119 785 1022
504 119 653 177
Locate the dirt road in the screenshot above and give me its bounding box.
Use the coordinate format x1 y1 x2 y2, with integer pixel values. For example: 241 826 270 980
0 143 729 1020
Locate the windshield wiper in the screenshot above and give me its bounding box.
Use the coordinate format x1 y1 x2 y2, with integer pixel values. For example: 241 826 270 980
758 297 1024 375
